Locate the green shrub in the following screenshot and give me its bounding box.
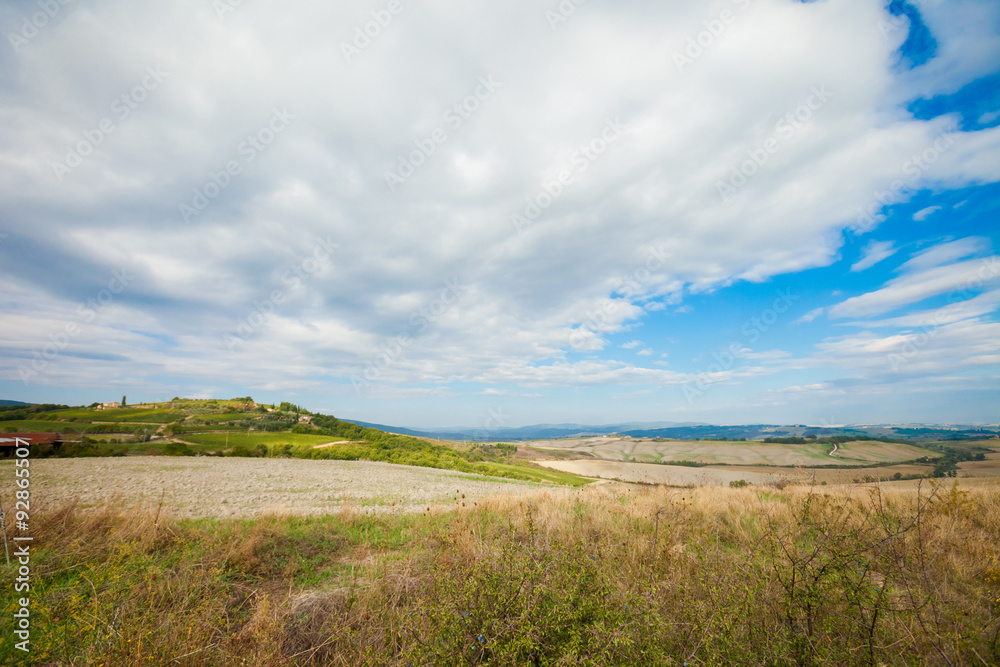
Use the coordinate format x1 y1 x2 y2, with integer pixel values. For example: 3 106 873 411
163 442 193 457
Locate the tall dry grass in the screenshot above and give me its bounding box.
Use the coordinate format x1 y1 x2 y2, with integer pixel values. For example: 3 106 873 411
3 480 999 665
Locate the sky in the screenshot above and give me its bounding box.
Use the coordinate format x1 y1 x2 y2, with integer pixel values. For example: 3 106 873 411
1 0 998 429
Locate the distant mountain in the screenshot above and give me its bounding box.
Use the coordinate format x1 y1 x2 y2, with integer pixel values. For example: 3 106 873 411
340 420 709 441
0 400 30 406
338 420 437 438
338 418 999 443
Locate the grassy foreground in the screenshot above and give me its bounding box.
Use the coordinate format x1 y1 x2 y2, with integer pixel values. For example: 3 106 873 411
4 481 999 665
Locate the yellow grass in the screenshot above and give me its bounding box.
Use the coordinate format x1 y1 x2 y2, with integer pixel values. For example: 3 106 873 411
6 479 999 665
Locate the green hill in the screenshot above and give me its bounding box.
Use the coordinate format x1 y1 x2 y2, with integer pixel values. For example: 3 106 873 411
1 398 590 487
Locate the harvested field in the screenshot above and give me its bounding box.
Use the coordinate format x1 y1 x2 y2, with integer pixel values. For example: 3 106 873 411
523 437 936 467
11 457 545 519
831 440 937 463
534 460 945 486
958 451 1000 476
534 460 792 486
727 463 933 484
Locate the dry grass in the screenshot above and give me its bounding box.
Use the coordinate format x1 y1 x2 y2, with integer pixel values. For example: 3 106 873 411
4 480 999 665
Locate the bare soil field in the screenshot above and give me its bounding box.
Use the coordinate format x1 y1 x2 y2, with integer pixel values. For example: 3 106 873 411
535 460 949 486
5 457 545 519
522 437 933 467
831 440 937 464
958 451 1000 476
534 460 791 486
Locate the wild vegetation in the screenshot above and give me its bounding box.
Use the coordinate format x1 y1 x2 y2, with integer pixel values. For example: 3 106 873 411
4 480 998 665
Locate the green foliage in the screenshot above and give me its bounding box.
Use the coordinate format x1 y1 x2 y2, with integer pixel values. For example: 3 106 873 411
48 407 186 423
0 403 70 421
288 420 565 483
1 420 80 433
405 510 649 664
932 457 960 478
760 486 955 665
6 483 998 665
182 432 333 449
466 443 517 462
84 423 144 434
163 441 194 456
920 441 993 477
729 479 750 488
8 402 587 486
227 443 269 458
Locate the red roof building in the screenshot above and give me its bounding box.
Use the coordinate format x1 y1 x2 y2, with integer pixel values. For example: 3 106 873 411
0 433 63 455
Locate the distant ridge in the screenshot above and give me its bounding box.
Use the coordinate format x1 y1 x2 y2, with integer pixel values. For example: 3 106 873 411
338 418 1000 442
339 419 710 441
0 400 30 406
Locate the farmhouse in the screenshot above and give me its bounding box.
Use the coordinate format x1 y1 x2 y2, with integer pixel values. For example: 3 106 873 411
0 432 63 457
96 402 121 410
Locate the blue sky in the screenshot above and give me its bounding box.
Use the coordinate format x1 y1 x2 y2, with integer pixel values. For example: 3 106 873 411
1 0 998 428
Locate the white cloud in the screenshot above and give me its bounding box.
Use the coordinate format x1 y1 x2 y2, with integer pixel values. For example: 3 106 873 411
900 237 991 272
912 206 941 222
847 288 1000 329
795 307 826 324
0 0 998 413
814 319 1000 377
830 251 999 319
621 340 641 349
851 240 897 272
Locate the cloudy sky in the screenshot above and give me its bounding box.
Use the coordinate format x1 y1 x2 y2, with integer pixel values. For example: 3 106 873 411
1 0 998 428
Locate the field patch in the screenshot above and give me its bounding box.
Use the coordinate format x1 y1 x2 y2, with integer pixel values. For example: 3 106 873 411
535 460 947 486
831 440 937 463
1 420 87 433
958 451 1000 476
51 407 186 423
193 412 259 422
522 437 937 467
181 432 336 449
9 457 547 518
535 460 791 486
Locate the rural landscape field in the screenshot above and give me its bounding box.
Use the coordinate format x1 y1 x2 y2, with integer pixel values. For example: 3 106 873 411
4 0 1000 665
2 399 1000 665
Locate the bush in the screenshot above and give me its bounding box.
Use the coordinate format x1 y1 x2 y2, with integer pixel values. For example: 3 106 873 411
163 442 193 457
